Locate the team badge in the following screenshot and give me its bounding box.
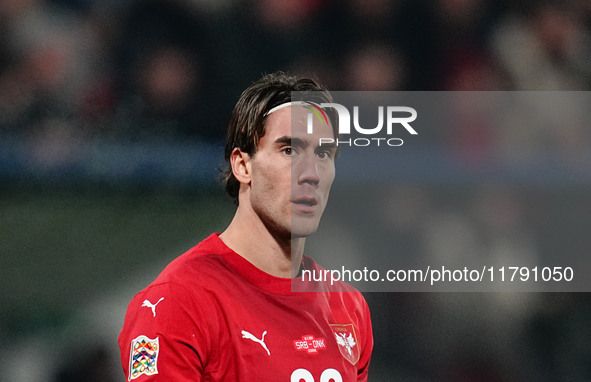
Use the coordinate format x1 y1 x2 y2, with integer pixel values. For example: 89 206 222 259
329 324 360 365
293 335 327 354
129 335 159 380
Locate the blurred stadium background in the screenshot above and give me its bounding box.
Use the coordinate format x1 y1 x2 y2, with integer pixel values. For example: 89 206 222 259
1 0 591 380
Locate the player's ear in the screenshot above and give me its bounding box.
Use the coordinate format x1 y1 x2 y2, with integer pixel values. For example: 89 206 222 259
230 147 252 185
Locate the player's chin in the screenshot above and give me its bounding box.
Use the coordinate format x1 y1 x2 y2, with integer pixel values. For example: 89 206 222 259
290 220 321 238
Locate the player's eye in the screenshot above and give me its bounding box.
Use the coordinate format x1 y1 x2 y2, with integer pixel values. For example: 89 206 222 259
282 147 294 156
317 150 333 160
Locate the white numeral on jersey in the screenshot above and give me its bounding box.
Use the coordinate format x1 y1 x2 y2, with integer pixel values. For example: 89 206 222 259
291 368 343 382
291 368 313 382
320 369 343 382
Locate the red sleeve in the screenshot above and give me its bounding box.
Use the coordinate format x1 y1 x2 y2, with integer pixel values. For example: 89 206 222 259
357 296 374 381
118 282 214 381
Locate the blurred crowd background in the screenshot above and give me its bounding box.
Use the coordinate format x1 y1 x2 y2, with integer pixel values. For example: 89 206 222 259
1 0 591 381
3 0 591 146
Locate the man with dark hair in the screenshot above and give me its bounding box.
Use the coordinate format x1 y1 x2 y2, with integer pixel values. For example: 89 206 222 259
118 72 373 381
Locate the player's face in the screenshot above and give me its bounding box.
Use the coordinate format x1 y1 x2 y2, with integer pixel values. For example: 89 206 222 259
248 105 336 239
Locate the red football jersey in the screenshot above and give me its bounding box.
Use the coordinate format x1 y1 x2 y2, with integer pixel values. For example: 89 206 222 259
118 234 373 381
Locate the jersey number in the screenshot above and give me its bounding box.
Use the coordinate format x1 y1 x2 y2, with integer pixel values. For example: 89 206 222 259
291 368 343 382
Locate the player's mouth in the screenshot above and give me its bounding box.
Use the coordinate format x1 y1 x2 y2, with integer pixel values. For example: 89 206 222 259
291 197 318 213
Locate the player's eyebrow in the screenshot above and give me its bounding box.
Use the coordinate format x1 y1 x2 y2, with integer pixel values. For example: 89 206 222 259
316 141 337 152
274 136 309 149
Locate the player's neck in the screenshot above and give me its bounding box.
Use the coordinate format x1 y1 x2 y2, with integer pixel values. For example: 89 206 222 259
220 207 305 279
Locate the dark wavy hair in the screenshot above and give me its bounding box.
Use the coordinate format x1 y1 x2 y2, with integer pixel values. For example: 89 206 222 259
222 72 336 204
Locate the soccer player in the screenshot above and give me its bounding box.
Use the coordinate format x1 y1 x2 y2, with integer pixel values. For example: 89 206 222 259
118 72 373 381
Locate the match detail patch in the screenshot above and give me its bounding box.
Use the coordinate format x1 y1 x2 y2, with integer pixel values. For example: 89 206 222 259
129 335 159 380
293 335 326 354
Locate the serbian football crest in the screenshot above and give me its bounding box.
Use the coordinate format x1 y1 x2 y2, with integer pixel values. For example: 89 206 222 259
129 335 159 380
329 324 360 365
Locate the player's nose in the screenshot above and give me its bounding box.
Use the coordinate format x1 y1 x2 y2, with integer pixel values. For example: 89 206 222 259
297 154 320 186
